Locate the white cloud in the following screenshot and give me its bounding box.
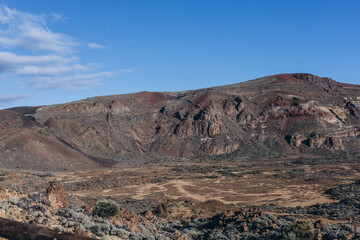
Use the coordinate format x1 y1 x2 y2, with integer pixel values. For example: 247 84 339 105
0 6 76 54
16 64 91 75
0 6 130 91
0 51 73 65
30 71 127 90
0 51 77 73
0 51 130 90
88 42 105 49
0 94 29 106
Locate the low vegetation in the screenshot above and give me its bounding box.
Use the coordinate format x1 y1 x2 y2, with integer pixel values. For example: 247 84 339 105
281 220 315 240
93 200 120 217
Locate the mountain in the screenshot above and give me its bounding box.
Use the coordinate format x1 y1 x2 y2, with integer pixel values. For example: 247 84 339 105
1 73 359 170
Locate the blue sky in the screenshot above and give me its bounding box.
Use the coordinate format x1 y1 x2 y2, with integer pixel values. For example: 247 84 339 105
0 0 359 108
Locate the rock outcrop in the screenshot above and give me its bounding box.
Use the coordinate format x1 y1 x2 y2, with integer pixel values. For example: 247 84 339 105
44 182 69 210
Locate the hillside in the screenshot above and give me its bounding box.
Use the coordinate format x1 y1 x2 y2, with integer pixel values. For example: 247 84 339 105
1 73 359 170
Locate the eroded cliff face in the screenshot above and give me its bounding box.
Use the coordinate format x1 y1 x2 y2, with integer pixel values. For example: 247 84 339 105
0 73 359 169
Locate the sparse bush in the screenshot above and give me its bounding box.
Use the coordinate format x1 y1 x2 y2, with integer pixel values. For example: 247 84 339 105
30 204 47 213
114 228 131 238
90 224 101 234
281 220 315 240
93 200 120 217
53 225 66 232
8 196 18 205
207 229 227 240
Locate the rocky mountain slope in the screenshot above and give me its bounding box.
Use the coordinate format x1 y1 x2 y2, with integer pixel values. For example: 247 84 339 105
1 73 359 170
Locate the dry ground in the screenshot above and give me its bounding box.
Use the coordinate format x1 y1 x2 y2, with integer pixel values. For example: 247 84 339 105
2 160 359 210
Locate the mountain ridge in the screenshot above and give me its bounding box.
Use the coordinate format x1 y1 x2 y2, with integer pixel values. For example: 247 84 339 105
1 73 359 170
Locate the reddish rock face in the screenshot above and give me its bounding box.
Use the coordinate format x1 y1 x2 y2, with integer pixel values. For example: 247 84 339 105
273 73 321 83
133 91 174 104
44 181 69 210
0 73 360 169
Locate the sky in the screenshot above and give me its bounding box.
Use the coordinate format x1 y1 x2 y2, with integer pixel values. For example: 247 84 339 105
0 0 359 109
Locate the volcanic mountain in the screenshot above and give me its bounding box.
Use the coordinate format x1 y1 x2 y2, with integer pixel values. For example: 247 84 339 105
1 73 359 170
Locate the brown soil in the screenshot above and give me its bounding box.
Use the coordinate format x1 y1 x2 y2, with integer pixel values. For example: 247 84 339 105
2 161 357 211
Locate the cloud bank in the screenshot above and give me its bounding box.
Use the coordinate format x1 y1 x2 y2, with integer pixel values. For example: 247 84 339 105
0 6 127 90
0 6 75 54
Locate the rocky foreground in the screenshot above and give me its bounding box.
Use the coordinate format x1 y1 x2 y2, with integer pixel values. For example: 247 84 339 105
2 179 360 240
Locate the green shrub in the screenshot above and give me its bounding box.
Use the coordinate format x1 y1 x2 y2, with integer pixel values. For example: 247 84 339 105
281 220 315 240
93 200 120 217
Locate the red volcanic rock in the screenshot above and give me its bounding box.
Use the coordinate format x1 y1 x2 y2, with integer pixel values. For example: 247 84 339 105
133 91 174 104
272 73 321 84
44 181 69 210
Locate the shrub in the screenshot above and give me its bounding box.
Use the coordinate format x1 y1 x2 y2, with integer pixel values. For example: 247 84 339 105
115 229 131 238
93 200 120 217
89 224 101 234
8 196 18 205
281 219 315 240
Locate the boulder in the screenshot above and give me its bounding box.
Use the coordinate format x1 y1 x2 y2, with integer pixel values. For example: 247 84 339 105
43 182 69 210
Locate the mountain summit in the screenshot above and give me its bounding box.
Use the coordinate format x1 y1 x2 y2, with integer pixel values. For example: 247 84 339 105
1 73 359 170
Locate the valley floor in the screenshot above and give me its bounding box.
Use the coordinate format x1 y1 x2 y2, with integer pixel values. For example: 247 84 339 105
1 158 360 239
